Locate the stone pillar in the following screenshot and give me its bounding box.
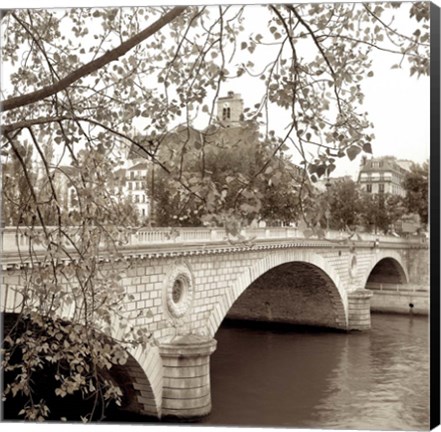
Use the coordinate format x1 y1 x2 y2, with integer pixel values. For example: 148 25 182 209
159 334 217 419
347 289 373 331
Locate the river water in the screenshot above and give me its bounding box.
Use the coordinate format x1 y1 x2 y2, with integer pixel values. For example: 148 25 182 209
202 313 429 431
4 313 429 429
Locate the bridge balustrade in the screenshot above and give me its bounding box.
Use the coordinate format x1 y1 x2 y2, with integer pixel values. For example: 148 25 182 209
1 225 425 257
366 282 429 293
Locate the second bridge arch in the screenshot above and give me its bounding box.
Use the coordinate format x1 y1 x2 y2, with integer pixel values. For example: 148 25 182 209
226 261 347 330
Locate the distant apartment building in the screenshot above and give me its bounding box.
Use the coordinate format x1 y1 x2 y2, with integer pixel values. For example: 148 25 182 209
357 156 410 197
124 162 149 220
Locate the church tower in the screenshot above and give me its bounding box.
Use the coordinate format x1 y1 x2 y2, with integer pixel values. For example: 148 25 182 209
216 91 244 126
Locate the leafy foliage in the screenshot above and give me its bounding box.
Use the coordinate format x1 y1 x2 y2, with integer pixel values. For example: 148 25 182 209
402 161 429 226
150 122 306 227
322 178 362 230
359 192 406 234
2 142 36 225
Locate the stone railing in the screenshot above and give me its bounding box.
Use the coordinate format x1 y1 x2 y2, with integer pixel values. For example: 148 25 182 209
127 226 425 246
1 225 426 256
366 282 429 293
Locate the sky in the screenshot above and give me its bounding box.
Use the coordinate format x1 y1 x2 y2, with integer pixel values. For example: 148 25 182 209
191 3 430 179
347 48 430 176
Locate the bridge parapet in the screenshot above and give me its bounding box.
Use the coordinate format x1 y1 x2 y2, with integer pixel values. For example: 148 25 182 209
1 226 426 264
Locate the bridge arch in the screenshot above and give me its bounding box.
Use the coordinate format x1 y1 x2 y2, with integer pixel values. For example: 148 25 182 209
206 250 348 336
362 250 409 291
1 287 162 418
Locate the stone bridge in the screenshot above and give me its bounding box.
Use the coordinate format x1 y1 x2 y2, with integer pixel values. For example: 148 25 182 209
1 226 429 419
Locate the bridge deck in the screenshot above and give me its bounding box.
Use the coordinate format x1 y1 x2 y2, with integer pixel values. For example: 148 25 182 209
1 226 427 267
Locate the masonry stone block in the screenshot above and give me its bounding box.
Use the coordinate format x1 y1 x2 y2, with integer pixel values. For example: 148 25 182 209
164 375 209 389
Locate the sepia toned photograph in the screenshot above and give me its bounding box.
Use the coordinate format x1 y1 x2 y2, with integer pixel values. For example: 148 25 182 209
0 1 438 430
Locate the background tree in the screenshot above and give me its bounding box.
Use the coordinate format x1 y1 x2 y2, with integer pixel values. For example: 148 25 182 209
0 3 430 421
1 142 36 226
258 156 310 226
322 178 362 230
402 161 429 227
359 192 406 234
149 121 306 227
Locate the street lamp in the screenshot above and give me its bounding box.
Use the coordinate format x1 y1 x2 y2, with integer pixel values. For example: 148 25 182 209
325 170 331 231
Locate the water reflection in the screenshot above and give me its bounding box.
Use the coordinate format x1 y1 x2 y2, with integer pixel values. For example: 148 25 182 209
204 314 429 430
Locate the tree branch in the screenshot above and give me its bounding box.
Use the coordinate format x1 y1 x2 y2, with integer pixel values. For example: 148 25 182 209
2 6 187 112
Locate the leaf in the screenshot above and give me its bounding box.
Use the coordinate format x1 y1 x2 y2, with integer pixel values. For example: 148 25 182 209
303 228 314 238
362 143 372 154
346 145 361 161
316 165 327 178
315 227 326 239
265 165 273 175
271 171 282 186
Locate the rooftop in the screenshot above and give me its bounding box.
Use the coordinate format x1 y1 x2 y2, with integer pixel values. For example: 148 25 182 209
359 157 411 176
128 162 149 171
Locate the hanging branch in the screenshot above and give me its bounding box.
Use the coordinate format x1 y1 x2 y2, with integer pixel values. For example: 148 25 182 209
2 7 187 112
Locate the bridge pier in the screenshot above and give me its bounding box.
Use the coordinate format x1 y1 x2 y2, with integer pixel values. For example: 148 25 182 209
159 334 217 419
347 289 373 331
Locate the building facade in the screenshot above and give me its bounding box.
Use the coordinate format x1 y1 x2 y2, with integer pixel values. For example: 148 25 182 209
124 162 150 221
358 156 410 197
216 91 244 126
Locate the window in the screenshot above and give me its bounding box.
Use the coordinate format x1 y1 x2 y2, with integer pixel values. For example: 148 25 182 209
130 171 134 180
135 195 139 203
69 188 76 207
222 103 231 120
128 182 132 191
379 183 385 194
366 184 372 193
